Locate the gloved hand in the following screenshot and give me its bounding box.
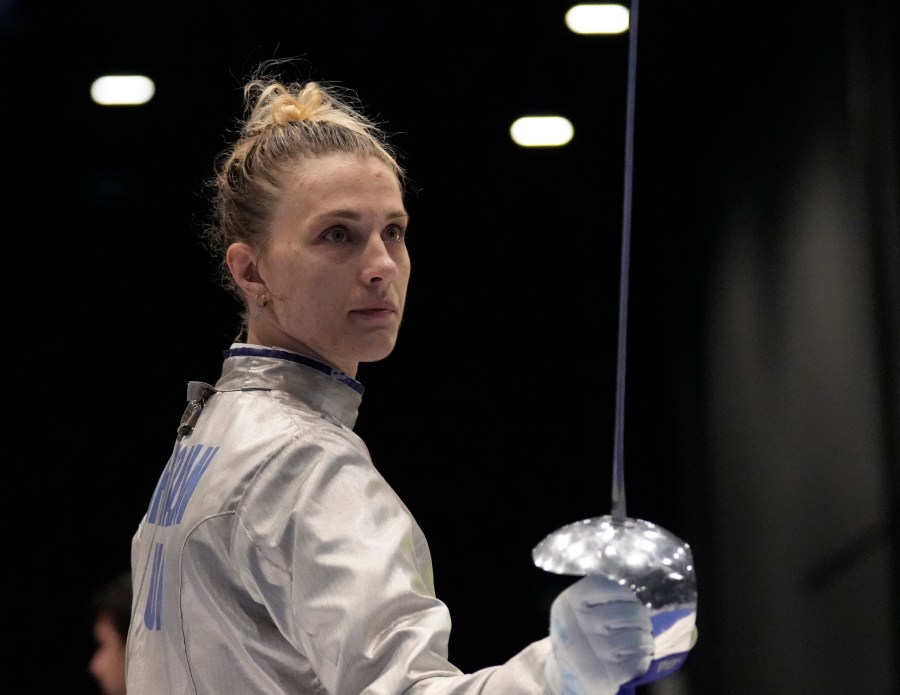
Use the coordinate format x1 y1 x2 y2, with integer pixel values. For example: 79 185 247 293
545 575 653 695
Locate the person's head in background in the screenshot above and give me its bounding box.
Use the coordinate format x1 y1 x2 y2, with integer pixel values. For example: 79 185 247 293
87 570 132 695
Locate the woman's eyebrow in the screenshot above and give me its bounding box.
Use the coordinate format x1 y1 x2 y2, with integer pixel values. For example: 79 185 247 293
314 209 409 223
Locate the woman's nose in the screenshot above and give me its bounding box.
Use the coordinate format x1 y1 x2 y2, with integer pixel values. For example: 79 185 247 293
362 237 398 284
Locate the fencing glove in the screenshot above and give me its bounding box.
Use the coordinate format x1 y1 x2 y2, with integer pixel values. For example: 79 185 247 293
545 575 653 695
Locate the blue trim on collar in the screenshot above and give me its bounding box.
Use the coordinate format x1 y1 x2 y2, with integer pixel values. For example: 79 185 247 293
224 346 365 395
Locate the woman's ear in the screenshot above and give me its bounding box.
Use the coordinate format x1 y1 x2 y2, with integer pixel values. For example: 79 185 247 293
227 243 266 295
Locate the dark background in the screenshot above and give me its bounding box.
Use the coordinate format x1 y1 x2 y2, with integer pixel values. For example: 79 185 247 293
5 0 898 693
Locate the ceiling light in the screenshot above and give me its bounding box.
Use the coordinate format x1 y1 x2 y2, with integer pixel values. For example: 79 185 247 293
509 116 574 147
90 75 156 106
565 3 630 34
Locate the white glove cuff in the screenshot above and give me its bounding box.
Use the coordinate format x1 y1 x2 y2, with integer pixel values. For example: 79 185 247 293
544 640 623 695
544 648 566 695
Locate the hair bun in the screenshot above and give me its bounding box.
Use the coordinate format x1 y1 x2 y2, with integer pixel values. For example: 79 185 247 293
275 102 305 124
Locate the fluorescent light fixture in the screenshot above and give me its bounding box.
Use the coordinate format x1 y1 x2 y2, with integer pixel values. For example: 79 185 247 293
90 75 156 106
509 116 574 147
565 3 630 34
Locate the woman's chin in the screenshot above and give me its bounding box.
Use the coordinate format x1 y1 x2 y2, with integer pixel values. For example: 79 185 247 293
355 336 399 365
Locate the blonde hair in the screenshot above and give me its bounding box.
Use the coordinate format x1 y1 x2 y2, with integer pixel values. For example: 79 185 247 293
201 62 406 312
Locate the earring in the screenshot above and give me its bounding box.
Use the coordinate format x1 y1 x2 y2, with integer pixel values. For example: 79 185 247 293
254 292 268 320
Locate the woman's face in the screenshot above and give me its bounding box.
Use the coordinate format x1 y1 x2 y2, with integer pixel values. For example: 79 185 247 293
249 153 410 377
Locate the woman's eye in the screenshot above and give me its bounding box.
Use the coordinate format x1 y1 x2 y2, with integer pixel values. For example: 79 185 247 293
323 227 349 243
383 226 406 242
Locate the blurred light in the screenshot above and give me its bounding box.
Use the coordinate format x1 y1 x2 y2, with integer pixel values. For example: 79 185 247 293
565 3 630 34
90 75 156 106
509 116 574 147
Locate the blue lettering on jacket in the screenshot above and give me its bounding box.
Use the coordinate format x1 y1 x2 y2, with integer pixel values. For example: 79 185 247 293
147 443 218 526
142 442 218 630
144 543 165 630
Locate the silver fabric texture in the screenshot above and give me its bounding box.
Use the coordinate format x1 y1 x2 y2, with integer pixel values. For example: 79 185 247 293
126 344 554 694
